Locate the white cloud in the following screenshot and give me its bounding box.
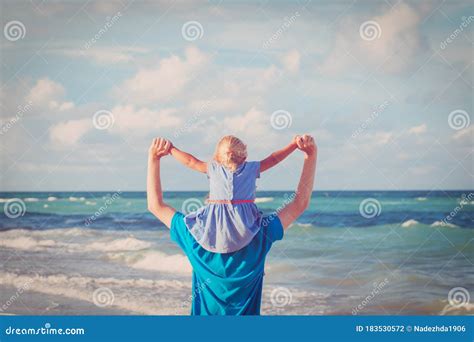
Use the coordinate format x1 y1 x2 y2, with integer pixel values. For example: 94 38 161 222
453 126 473 141
27 78 64 106
220 64 282 95
345 131 394 159
53 46 148 65
410 165 436 176
202 107 278 150
408 123 427 135
58 102 75 111
49 118 92 145
281 49 301 73
110 105 183 135
114 46 210 105
320 2 422 75
50 101 75 111
370 131 393 145
90 0 124 14
188 98 236 113
26 78 74 112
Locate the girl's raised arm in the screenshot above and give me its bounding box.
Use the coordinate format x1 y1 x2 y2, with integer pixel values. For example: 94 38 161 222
170 145 207 173
260 136 299 173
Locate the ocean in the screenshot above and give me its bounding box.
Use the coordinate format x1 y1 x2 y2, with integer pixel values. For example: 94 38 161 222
0 191 472 315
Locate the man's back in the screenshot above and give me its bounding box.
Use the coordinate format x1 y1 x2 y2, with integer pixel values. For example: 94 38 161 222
170 212 284 315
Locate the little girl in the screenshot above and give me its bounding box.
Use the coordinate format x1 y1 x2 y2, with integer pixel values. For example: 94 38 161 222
170 135 298 253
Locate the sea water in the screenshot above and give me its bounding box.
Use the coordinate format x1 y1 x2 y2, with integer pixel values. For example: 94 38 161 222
0 191 472 315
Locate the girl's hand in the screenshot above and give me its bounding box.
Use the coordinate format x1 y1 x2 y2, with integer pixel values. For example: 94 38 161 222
296 134 317 157
149 138 171 159
292 135 301 147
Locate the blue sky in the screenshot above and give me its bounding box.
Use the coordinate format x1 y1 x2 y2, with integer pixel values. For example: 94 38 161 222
0 0 472 191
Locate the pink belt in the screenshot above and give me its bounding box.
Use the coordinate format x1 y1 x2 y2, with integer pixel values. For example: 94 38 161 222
206 199 255 204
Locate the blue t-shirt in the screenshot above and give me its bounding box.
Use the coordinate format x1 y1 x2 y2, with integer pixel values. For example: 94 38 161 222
170 212 284 315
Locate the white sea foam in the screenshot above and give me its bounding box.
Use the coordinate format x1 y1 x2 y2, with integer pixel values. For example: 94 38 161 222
439 302 474 315
0 236 66 251
23 197 39 202
47 196 57 201
261 286 329 315
107 250 192 274
84 237 152 252
68 196 85 202
0 230 152 253
0 272 190 315
255 197 274 203
113 218 138 224
0 272 189 290
431 221 458 228
401 219 420 228
0 228 97 238
289 222 309 229
416 197 427 201
85 201 96 205
51 228 97 237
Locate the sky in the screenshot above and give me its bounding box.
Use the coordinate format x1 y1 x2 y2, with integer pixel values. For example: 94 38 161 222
0 0 472 191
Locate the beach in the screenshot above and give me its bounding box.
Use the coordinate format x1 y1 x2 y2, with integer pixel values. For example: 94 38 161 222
0 191 472 315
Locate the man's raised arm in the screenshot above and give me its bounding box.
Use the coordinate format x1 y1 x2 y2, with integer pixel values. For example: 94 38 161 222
278 134 317 230
147 138 176 229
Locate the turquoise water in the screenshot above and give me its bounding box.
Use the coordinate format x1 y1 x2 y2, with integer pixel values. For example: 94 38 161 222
0 191 472 315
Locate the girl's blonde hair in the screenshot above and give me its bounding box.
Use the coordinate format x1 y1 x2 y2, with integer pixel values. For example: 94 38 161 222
213 135 247 172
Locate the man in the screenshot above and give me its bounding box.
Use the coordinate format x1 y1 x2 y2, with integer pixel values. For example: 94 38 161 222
147 135 317 315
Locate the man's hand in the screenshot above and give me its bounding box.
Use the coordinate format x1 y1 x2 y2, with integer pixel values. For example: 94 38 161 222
296 134 317 157
291 135 301 147
149 138 171 159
